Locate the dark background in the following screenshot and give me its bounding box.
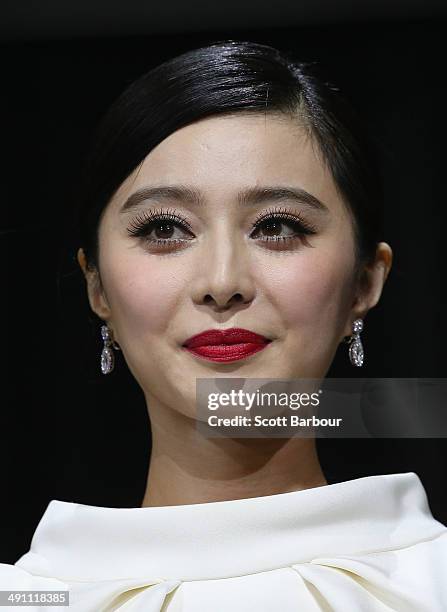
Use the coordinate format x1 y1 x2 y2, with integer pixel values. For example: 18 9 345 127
1 1 446 563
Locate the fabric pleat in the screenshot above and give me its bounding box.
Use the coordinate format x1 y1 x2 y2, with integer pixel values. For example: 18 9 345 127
1 472 446 611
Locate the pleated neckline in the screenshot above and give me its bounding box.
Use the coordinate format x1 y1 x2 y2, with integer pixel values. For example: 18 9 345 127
17 472 446 582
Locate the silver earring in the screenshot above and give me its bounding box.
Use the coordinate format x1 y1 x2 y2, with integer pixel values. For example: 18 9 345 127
100 324 120 375
346 318 364 367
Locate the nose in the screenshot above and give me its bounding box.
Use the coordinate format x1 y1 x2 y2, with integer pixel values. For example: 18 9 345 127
190 233 256 312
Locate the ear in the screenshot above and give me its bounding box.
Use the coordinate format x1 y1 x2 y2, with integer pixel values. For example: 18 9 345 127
77 248 111 321
342 242 393 339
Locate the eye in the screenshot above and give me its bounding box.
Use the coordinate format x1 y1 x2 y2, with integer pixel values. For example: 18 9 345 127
126 209 194 249
126 205 317 252
251 207 317 247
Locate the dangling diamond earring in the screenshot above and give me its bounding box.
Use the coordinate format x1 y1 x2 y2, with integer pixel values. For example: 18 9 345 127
346 318 364 367
100 324 120 375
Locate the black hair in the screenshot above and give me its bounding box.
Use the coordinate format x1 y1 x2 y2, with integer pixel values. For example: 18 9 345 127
76 40 383 275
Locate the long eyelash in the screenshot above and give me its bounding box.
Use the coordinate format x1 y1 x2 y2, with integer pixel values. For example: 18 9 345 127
126 205 317 246
126 208 192 237
253 206 318 235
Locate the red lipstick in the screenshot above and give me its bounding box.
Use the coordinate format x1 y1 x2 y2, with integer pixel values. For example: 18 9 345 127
182 328 272 363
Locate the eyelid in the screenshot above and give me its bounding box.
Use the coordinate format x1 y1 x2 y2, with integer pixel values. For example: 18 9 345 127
126 208 193 237
252 206 318 233
127 205 315 228
125 204 318 242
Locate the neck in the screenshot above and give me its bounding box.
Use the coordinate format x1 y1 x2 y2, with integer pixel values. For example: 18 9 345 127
141 395 328 508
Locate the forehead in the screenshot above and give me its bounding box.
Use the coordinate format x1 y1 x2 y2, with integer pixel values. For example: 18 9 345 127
110 113 344 214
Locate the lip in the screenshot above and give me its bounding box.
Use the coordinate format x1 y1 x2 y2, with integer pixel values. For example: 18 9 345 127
182 327 272 363
183 327 271 348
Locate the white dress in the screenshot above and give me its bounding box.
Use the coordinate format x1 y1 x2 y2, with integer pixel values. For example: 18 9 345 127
1 472 446 611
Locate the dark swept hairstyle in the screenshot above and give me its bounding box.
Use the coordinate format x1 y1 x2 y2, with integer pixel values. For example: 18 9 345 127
76 40 383 275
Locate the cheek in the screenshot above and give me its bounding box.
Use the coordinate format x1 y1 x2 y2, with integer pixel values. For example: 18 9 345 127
261 245 355 330
100 250 184 340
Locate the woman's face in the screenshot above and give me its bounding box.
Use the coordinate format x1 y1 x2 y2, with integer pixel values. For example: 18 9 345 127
82 113 376 419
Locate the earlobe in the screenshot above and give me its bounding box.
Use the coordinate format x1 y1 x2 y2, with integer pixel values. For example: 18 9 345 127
88 282 112 321
362 261 385 311
342 242 393 339
76 247 111 320
350 263 383 320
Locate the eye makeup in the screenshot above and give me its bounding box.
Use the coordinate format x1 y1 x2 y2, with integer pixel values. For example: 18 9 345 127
125 205 318 251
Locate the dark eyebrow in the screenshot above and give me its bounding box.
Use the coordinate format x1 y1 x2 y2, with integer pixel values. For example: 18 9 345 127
120 185 329 214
